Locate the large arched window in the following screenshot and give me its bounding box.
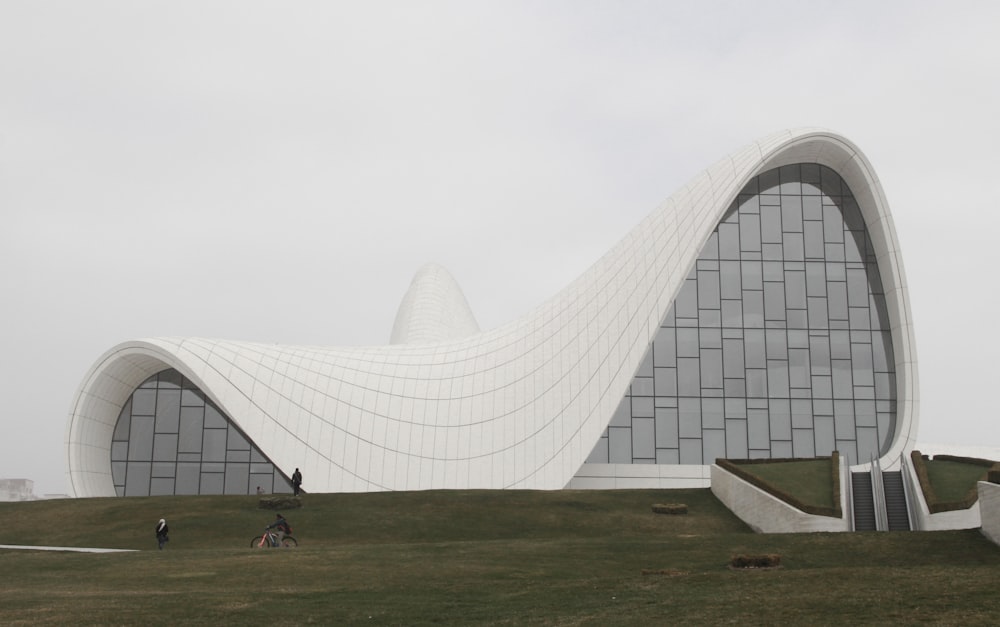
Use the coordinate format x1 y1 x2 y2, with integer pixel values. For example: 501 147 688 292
588 164 896 466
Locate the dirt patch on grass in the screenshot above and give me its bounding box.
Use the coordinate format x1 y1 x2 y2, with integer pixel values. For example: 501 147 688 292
641 568 688 577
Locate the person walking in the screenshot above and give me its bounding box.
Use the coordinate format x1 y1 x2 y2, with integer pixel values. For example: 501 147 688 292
292 468 303 496
155 518 169 550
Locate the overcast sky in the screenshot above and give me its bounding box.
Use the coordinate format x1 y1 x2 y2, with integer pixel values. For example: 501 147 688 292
2 1 998 495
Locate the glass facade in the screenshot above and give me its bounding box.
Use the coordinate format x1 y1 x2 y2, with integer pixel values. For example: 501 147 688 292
587 164 896 466
110 369 293 496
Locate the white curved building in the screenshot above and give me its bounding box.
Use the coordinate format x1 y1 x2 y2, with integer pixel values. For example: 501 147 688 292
66 129 918 497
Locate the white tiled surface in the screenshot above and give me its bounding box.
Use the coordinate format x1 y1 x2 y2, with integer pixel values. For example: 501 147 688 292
66 129 920 496
390 263 480 345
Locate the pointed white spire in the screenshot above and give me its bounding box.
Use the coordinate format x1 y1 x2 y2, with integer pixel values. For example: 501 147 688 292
390 263 480 344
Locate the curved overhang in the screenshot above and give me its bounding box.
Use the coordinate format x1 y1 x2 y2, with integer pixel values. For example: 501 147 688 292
66 129 918 496
67 341 191 497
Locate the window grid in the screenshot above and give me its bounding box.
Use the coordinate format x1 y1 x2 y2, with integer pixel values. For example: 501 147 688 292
110 369 294 496
586 164 896 466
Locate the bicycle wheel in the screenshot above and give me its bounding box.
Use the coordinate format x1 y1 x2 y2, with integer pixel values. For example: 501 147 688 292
280 536 297 548
251 535 268 548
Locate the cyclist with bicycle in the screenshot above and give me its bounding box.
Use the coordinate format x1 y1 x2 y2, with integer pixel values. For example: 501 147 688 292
266 513 292 546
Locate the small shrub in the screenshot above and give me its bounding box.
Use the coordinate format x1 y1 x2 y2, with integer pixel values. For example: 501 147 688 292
651 503 688 515
729 554 781 569
259 496 302 510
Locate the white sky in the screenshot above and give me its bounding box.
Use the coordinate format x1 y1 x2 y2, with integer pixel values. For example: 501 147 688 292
2 1 998 495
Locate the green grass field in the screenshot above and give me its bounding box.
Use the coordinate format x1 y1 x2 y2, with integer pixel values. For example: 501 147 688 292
926 459 992 502
732 458 837 511
2 489 999 625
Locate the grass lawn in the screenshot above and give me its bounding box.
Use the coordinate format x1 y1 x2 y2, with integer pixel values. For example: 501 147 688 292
2 489 999 625
925 460 992 502
731 458 836 511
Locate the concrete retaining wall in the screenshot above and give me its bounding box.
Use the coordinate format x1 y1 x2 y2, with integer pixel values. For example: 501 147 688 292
710 464 849 533
978 481 1000 546
903 461 981 531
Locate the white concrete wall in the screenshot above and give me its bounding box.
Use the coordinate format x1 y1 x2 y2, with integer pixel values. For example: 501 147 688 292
710 464 849 534
566 463 710 489
977 482 1000 546
903 459 981 531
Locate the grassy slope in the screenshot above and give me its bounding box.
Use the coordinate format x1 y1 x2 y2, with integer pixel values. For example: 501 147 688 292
926 460 992 502
732 459 836 510
1 490 999 625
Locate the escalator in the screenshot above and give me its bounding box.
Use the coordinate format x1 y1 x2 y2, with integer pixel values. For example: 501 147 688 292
852 472 876 531
882 470 911 531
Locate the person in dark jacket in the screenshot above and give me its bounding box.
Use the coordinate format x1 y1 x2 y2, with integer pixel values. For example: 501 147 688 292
155 518 169 550
266 513 291 546
292 468 303 496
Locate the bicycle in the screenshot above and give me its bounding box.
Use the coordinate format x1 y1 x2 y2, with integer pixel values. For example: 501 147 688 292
250 529 298 548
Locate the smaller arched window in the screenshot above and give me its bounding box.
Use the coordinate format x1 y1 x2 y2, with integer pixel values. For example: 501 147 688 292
110 369 293 496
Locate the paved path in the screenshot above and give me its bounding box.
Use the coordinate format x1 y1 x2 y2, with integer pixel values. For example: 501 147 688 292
0 544 137 553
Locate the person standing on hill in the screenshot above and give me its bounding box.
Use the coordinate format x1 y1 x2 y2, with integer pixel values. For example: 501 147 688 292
292 468 303 496
155 518 169 550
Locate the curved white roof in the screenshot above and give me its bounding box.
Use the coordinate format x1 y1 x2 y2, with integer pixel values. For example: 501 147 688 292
66 129 918 497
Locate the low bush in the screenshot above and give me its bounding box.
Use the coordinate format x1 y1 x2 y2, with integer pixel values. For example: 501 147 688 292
933 454 996 468
729 554 781 569
258 496 302 510
651 503 687 515
989 469 1000 484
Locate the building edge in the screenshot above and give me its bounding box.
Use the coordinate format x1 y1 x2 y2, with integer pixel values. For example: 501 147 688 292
66 129 918 496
